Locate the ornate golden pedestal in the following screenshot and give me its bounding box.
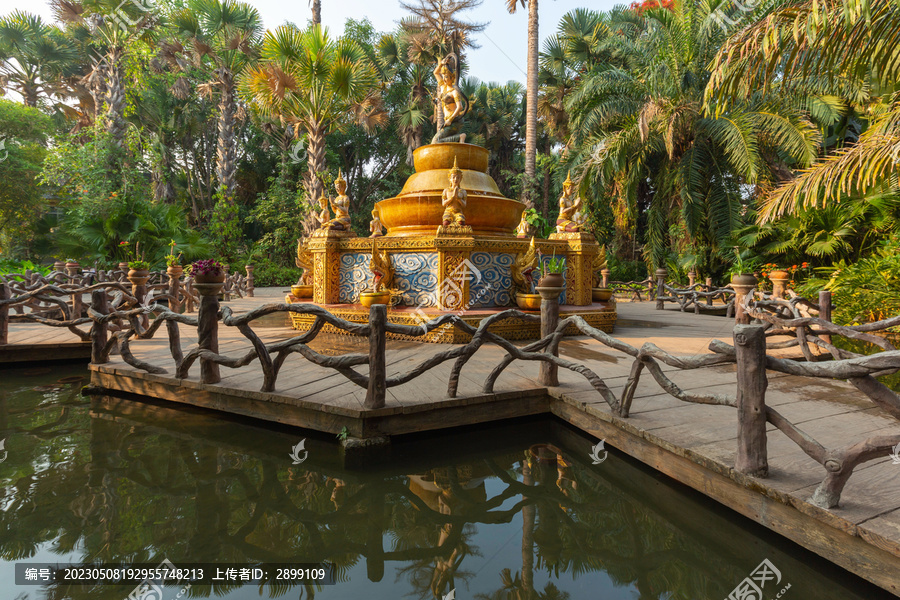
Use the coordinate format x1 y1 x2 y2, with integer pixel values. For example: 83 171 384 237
289 143 617 342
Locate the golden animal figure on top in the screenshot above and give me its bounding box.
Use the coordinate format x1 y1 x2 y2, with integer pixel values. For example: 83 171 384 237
431 53 469 144
511 237 539 296
556 170 583 233
439 156 467 231
592 246 608 287
295 238 313 285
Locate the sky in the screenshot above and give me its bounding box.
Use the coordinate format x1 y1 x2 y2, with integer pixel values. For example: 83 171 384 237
0 0 622 85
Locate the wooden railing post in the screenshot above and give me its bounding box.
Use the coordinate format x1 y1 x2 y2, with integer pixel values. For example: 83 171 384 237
818 290 832 345
195 282 223 384
687 270 696 287
536 286 563 386
245 264 255 297
365 304 387 409
734 324 769 477
0 282 9 345
731 275 758 325
705 277 714 306
600 268 610 289
90 288 109 364
655 268 668 310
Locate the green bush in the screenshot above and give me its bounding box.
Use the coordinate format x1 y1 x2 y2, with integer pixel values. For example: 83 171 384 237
251 258 300 288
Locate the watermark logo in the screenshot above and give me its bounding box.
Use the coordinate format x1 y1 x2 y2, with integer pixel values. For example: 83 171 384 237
0 137 7 162
410 258 486 327
726 559 790 600
125 558 175 600
890 442 900 465
589 439 607 465
0 438 7 463
708 0 760 33
289 439 308 465
108 0 155 32
443 589 455 600
289 140 307 164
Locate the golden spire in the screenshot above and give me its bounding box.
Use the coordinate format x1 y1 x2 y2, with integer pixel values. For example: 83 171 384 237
564 170 573 186
450 155 462 176
335 169 346 187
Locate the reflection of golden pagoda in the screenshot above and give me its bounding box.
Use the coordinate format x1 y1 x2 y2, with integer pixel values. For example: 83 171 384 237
287 56 615 343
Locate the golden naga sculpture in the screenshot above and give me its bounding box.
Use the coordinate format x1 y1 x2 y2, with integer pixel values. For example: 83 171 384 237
366 240 403 305
369 206 384 237
431 53 469 144
437 156 468 232
295 239 313 285
511 237 539 296
556 170 583 233
592 245 608 287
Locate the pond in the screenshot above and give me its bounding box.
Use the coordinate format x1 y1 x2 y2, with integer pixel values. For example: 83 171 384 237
0 363 895 600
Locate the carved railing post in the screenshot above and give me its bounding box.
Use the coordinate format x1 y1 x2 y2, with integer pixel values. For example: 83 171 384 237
655 268 668 310
731 275 758 325
365 304 387 409
127 271 150 329
687 270 696 287
222 265 231 301
166 268 184 365
0 281 9 345
600 268 610 289
245 264 255 297
536 285 563 386
770 272 790 300
818 290 833 345
734 325 769 477
90 289 109 364
705 277 714 306
195 282 223 384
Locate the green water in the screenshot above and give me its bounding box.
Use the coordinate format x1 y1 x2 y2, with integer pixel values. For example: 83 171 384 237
0 363 895 600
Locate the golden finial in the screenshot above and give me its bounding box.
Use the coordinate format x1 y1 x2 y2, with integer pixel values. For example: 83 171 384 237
450 155 462 176
335 169 346 187
564 170 573 186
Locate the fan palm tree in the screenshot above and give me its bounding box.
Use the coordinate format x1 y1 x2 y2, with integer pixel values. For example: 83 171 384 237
707 0 900 223
377 32 431 164
505 0 539 208
465 80 525 193
49 0 158 150
240 24 378 231
0 11 78 108
564 1 820 271
168 0 262 197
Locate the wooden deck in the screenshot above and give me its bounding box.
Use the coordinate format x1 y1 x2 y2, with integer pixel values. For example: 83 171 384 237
0 323 91 363
82 296 900 595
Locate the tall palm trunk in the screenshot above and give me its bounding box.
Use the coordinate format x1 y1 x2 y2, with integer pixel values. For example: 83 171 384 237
105 46 126 150
542 140 551 218
303 120 327 234
521 458 535 598
523 0 538 208
311 0 321 24
215 67 237 197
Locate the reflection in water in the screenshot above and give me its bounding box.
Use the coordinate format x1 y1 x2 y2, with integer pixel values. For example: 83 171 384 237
0 364 895 600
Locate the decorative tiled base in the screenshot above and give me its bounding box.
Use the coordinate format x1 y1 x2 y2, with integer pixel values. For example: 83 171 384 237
285 296 616 343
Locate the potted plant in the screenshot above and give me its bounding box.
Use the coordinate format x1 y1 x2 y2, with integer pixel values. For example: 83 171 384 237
536 255 566 288
728 249 759 286
127 259 150 279
191 259 225 284
64 258 80 272
165 241 183 277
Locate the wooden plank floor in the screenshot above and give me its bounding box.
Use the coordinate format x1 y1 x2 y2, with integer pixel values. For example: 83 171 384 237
83 293 900 594
0 322 92 363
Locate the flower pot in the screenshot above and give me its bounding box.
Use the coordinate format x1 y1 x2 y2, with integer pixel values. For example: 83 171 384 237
539 273 565 288
291 284 313 299
166 265 184 278
118 262 129 271
194 272 225 284
127 269 150 280
768 270 789 281
360 291 391 307
731 273 758 287
65 261 80 271
592 287 613 302
516 292 542 311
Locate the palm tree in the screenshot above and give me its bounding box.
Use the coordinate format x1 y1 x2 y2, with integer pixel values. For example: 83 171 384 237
564 2 820 272
505 0 539 208
377 32 431 164
707 0 900 223
168 0 262 198
0 11 77 108
50 0 158 150
240 24 378 231
465 79 525 193
310 0 321 25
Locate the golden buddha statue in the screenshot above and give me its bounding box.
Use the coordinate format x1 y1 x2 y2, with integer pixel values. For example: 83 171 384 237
323 170 351 231
431 53 469 144
369 206 384 237
440 156 467 229
556 170 583 233
314 195 331 230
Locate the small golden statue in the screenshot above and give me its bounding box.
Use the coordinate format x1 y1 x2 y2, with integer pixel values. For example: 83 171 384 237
323 170 351 231
432 53 469 144
295 238 313 285
556 170 583 233
592 246 608 287
369 206 384 237
437 156 469 233
511 237 539 296
367 240 402 305
314 195 331 230
515 211 531 238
